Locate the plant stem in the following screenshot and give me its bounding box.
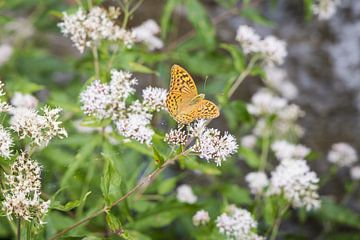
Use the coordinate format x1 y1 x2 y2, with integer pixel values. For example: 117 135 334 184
92 46 100 79
269 203 290 240
49 150 188 240
17 219 21 240
259 130 271 171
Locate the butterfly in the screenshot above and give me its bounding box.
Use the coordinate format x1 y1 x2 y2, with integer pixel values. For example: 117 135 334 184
166 64 220 124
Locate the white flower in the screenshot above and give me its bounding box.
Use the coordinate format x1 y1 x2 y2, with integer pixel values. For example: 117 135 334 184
192 126 238 166
0 81 9 113
110 69 137 102
241 134 257 149
11 92 38 109
0 125 13 158
278 104 304 121
2 153 50 223
133 19 164 50
245 172 269 195
271 140 310 161
192 210 210 226
0 44 13 66
164 127 188 146
142 86 167 111
58 7 134 53
260 36 287 65
264 65 298 100
312 0 340 20
328 143 358 167
247 89 287 116
268 159 321 211
216 205 264 240
350 166 360 180
236 25 261 54
176 184 197 204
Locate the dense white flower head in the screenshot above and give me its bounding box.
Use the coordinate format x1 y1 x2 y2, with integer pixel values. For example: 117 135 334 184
2 153 50 223
241 134 257 149
176 184 197 204
58 7 134 53
328 143 358 167
11 92 38 109
312 0 340 20
245 172 269 195
133 19 164 50
247 89 287 116
350 166 360 180
192 210 210 226
236 25 261 54
216 205 264 240
0 126 13 158
0 44 13 67
164 127 188 146
264 65 298 100
142 86 167 111
9 106 67 146
271 140 310 161
110 69 138 102
268 159 321 211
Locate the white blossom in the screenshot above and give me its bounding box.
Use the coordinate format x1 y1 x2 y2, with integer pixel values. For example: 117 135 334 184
236 25 261 54
216 205 264 240
264 65 298 100
142 86 167 111
271 140 310 161
58 7 134 53
312 0 340 20
328 142 358 167
0 125 13 158
0 80 9 112
192 210 210 226
245 172 269 195
268 159 321 211
176 184 197 204
164 127 188 146
350 166 360 180
110 69 137 102
247 89 287 116
260 36 287 65
2 153 50 224
11 92 38 109
0 44 13 66
241 134 257 149
133 19 164 50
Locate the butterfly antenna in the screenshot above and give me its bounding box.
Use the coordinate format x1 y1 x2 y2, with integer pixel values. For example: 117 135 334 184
203 76 208 92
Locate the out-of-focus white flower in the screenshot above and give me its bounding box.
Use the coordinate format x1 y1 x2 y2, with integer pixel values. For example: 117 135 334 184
58 7 134 53
264 65 298 100
216 205 264 240
268 159 321 211
9 106 67 146
245 172 269 195
192 210 210 226
2 153 50 223
312 0 340 20
236 25 261 54
247 89 287 116
241 134 257 149
164 127 188 146
271 140 310 161
260 36 287 65
0 44 13 67
133 19 164 50
0 125 13 158
11 92 38 109
192 127 238 166
0 81 9 112
350 166 360 180
142 86 167 111
176 184 197 204
278 104 305 121
328 142 358 167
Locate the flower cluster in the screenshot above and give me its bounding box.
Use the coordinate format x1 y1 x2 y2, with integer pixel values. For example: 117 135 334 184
236 25 287 65
312 0 340 20
241 134 257 149
133 19 164 51
2 153 50 224
0 80 9 112
11 92 38 109
264 65 298 100
245 171 269 195
268 159 321 210
216 205 264 240
80 69 167 145
350 166 360 180
271 140 310 161
192 210 210 226
58 7 134 53
176 184 197 204
0 126 13 158
327 142 358 167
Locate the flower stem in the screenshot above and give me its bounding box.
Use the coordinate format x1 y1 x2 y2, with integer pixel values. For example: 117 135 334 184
269 203 290 240
92 46 100 79
17 219 20 240
259 131 271 171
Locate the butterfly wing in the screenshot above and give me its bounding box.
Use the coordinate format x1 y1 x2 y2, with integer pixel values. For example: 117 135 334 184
166 64 198 119
176 100 220 124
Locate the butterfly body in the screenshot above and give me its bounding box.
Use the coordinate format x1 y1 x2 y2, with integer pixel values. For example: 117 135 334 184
166 64 220 124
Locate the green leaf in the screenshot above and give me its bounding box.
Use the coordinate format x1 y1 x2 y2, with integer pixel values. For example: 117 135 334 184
161 0 180 39
221 43 246 72
239 147 261 168
158 177 177 195
303 0 314 21
184 0 216 50
319 199 360 228
153 146 165 167
51 192 91 212
106 212 123 235
222 185 251 205
240 8 274 27
5 75 44 93
182 156 221 175
128 62 158 75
